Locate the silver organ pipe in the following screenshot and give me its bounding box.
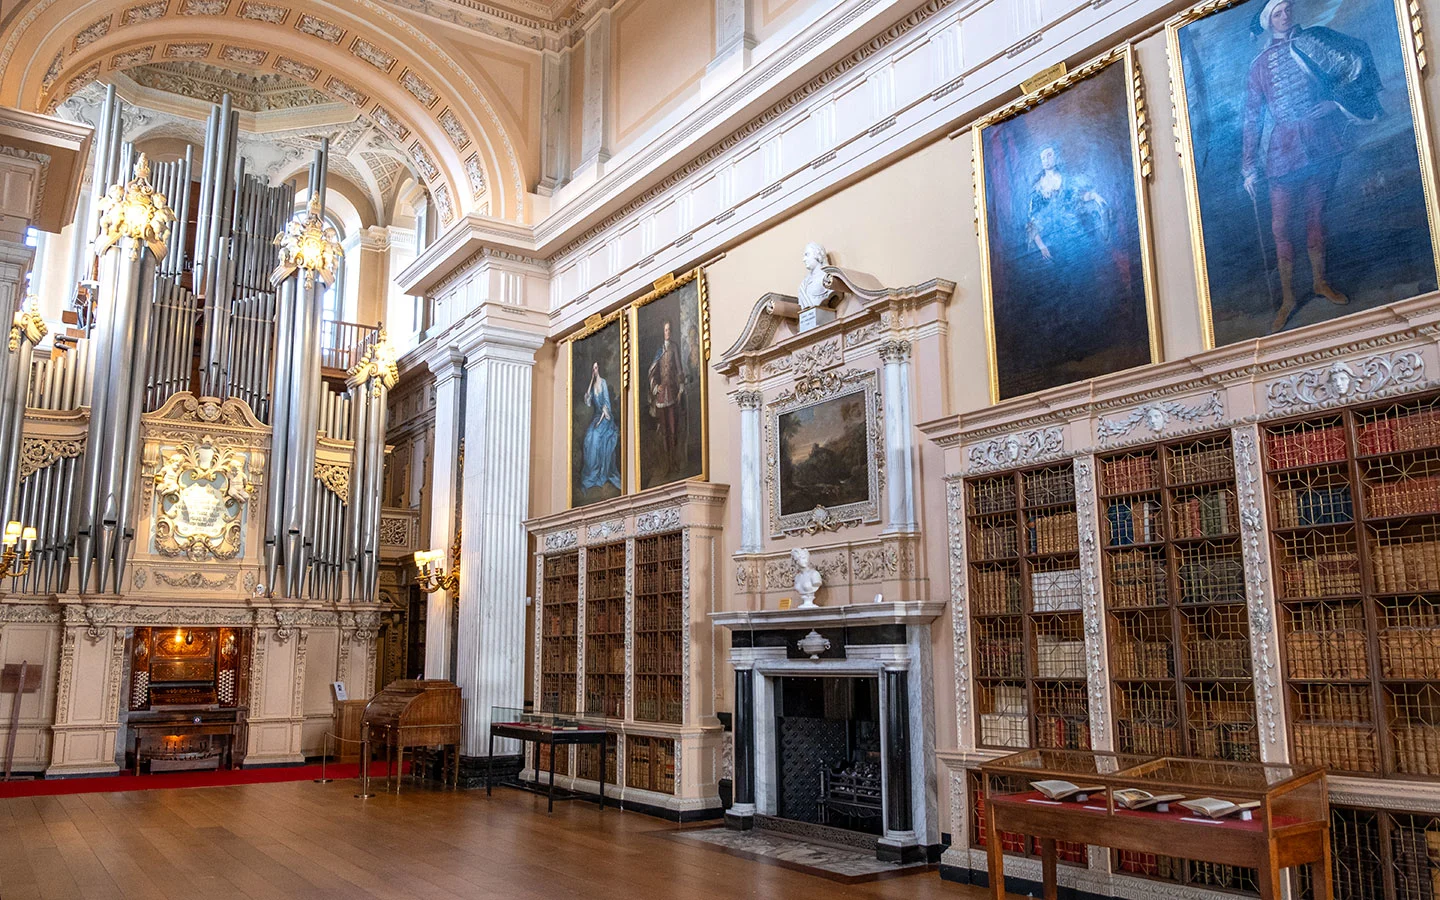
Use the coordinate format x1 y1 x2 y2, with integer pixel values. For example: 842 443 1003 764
2 94 391 604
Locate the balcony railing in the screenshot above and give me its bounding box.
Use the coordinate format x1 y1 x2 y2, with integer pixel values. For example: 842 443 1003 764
320 319 380 375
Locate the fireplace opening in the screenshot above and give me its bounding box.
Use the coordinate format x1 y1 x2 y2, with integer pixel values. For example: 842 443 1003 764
774 676 882 836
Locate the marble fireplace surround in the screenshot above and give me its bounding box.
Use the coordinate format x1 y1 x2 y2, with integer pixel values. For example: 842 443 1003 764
712 600 944 862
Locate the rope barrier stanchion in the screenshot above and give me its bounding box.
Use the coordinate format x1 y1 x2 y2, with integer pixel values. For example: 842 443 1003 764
355 736 375 799
313 732 334 784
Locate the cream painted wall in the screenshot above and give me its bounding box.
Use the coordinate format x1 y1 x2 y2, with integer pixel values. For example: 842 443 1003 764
522 0 1440 835
612 0 714 146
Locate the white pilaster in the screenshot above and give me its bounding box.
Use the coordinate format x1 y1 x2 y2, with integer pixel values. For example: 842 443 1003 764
1072 456 1113 752
576 8 613 181
423 346 465 680
457 324 545 756
539 49 572 193
879 339 917 533
705 0 755 92
736 389 763 552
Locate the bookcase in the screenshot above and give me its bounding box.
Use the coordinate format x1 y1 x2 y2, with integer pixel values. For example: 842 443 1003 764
585 541 627 719
1264 393 1440 780
527 481 727 816
1098 434 1257 763
634 532 684 726
968 461 1091 751
540 551 579 716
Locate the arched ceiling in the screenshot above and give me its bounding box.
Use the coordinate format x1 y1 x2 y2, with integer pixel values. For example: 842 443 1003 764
0 0 529 223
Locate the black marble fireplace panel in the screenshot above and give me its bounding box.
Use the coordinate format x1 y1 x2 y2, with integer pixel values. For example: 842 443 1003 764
774 676 881 834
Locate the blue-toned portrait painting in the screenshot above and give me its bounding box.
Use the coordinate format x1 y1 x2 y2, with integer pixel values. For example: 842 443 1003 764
1173 0 1438 346
569 316 624 508
978 52 1156 402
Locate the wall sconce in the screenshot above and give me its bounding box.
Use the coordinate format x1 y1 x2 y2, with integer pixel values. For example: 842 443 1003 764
414 528 460 595
0 520 36 580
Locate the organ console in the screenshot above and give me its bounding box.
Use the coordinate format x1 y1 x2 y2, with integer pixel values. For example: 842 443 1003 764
125 626 249 774
361 679 462 792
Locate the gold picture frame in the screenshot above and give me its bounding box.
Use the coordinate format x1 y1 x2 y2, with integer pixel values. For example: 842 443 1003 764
628 267 711 492
1166 0 1440 349
564 308 628 509
973 44 1162 403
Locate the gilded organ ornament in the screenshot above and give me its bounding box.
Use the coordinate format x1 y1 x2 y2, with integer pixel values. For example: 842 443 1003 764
152 437 254 560
271 193 344 287
94 154 176 260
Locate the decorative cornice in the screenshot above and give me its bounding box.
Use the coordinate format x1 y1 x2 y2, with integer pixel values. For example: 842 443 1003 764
966 426 1064 473
1095 391 1225 445
1265 349 1425 414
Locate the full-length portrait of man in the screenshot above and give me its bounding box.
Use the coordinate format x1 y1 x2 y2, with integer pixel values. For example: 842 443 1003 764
648 320 686 476
1242 0 1384 330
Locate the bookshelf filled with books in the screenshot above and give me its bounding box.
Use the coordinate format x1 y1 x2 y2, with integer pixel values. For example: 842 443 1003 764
634 532 684 726
1265 393 1440 780
585 540 627 719
968 462 1091 751
1098 434 1257 764
540 550 580 717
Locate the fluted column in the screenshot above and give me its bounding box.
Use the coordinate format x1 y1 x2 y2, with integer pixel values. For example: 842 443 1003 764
424 346 465 679
879 339 917 533
736 389 764 552
457 325 545 757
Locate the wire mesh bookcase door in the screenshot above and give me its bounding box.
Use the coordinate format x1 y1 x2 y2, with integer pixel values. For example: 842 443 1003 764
1264 393 1440 783
966 461 1090 752
1098 433 1258 895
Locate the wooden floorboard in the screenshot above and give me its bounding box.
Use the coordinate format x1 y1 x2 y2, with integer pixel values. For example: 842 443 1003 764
0 779 1002 899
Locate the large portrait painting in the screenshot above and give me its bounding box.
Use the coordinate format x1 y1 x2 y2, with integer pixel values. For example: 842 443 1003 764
768 371 882 536
630 269 709 491
975 47 1160 402
567 311 626 508
1170 0 1440 347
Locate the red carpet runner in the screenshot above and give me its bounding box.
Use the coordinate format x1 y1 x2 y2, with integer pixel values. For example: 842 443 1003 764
0 760 404 799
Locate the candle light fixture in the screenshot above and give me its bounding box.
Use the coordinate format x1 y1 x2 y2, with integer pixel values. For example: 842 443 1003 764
0 520 37 580
414 527 460 595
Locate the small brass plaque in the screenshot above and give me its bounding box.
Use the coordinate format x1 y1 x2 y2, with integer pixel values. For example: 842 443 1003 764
1021 62 1068 95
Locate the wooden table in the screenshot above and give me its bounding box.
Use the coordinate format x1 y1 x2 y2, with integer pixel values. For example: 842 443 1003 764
981 752 1331 900
487 720 609 813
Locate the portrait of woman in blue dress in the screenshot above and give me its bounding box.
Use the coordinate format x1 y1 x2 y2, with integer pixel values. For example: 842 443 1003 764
569 316 624 507
581 361 622 493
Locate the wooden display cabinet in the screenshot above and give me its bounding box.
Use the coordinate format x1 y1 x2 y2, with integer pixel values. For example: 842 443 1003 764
526 481 728 817
980 749 1331 900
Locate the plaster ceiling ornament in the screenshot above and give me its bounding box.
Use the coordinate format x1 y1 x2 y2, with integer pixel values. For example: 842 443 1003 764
219 45 267 66
152 436 255 561
270 193 344 287
94 153 177 261
274 56 318 83
237 1 288 24
125 61 332 111
370 104 410 141
438 108 470 150
179 0 229 14
123 1 169 26
324 76 367 107
410 141 440 181
350 36 397 73
41 50 63 92
110 47 155 69
400 69 438 108
432 182 454 224
165 42 212 59
295 13 344 42
966 426 1065 473
73 15 113 51
346 330 400 396
465 154 487 199
1095 391 1226 444
9 296 48 351
1266 350 1426 413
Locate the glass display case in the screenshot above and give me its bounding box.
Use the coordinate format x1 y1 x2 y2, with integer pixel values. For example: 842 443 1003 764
978 750 1331 900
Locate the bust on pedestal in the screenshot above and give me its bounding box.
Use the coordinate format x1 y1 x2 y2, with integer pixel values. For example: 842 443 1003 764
797 242 838 332
792 546 822 608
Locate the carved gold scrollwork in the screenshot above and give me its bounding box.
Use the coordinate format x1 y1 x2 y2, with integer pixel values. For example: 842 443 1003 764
20 436 84 479
152 436 253 561
314 462 350 503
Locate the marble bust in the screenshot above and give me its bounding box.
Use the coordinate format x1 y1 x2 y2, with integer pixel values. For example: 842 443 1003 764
796 242 838 331
792 546 822 608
